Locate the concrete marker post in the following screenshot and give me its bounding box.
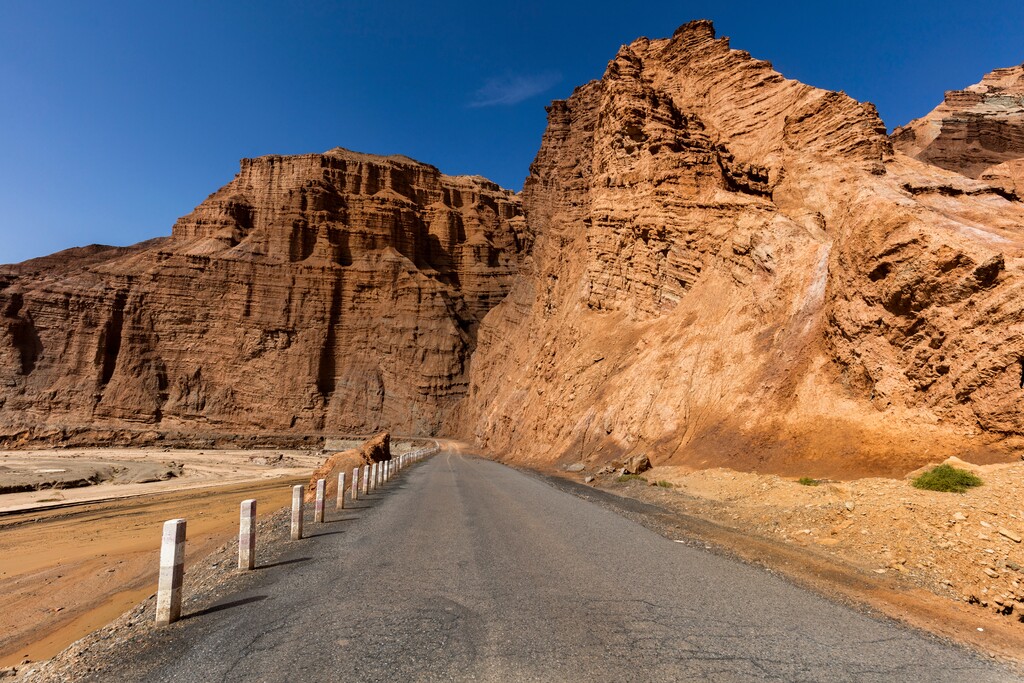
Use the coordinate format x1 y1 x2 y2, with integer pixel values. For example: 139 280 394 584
352 467 360 500
291 485 304 540
155 518 186 626
371 462 378 491
239 499 256 571
336 471 346 510
362 465 370 495
314 478 326 523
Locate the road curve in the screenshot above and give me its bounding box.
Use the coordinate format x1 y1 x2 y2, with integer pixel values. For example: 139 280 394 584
97 451 1019 682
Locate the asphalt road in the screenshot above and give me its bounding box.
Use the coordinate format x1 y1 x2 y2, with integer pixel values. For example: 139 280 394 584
102 452 1020 682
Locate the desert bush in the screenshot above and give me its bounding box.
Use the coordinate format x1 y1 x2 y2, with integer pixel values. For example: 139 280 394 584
656 480 674 488
616 474 646 483
912 464 982 493
797 477 819 486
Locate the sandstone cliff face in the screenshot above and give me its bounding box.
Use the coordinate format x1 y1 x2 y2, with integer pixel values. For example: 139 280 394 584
463 21 1024 477
893 64 1024 196
0 149 527 444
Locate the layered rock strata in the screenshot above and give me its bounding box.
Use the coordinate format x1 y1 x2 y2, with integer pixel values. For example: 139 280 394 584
893 64 1024 197
0 149 527 443
463 21 1024 477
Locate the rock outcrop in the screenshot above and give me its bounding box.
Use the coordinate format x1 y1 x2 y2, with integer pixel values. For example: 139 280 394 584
306 431 390 501
0 149 527 444
893 64 1024 197
462 21 1024 477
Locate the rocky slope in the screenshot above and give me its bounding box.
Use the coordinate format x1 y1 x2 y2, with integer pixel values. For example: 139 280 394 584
893 64 1024 197
462 20 1024 477
0 149 527 444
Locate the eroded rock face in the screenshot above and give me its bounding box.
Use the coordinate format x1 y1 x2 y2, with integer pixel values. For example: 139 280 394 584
0 149 527 444
463 21 1024 477
893 64 1024 196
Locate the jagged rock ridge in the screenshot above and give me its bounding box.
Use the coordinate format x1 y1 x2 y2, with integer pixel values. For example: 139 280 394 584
0 149 527 444
893 64 1024 197
462 20 1024 477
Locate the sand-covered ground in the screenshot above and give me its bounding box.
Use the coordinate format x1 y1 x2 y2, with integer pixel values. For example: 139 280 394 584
0 447 326 669
0 448 322 513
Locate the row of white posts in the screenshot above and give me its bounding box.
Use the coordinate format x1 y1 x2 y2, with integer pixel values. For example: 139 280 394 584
155 445 439 626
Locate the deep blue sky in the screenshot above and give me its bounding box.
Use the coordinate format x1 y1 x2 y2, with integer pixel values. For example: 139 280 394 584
2 1 1022 264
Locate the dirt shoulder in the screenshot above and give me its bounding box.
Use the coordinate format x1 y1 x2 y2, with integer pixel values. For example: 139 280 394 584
525 457 1024 667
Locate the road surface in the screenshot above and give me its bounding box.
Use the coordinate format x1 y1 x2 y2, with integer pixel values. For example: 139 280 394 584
96 452 1020 682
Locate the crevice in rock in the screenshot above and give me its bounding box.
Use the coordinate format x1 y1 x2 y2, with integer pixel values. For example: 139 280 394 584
316 275 345 397
98 292 127 386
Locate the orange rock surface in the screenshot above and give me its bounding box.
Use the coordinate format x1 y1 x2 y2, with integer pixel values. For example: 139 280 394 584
0 149 527 444
462 21 1024 477
893 64 1024 196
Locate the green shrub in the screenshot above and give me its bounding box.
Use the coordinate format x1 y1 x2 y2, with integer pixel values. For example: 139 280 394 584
616 474 646 483
797 477 819 486
656 480 674 488
912 464 982 493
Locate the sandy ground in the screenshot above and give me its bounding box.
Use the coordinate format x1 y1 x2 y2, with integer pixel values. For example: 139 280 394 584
0 448 322 513
0 448 326 669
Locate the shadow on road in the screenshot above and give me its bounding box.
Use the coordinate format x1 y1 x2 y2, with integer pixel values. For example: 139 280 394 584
184 595 267 620
258 556 312 570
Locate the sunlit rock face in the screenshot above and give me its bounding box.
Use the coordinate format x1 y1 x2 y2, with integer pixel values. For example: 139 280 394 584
463 21 1024 477
0 148 528 445
893 64 1024 197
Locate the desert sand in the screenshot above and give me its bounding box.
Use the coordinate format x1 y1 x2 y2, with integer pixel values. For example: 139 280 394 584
0 448 321 668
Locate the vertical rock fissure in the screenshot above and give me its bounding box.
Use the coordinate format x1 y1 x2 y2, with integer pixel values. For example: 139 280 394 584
317 272 345 397
99 292 127 386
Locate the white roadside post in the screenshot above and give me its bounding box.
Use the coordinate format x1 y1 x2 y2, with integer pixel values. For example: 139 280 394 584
352 467 359 501
362 465 370 495
336 472 346 510
370 462 377 491
239 499 256 571
291 485 304 540
314 478 326 523
156 518 186 626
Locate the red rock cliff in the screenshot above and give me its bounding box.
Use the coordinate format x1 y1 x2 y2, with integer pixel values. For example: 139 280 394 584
0 149 527 444
462 21 1024 477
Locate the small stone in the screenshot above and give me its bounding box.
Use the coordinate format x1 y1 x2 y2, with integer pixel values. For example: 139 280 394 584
953 512 968 521
998 528 1022 543
984 568 1000 579
566 463 585 473
844 500 855 512
584 476 595 484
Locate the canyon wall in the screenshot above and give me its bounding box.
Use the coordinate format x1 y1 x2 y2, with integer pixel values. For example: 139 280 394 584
462 21 1024 477
0 149 527 445
5 22 1024 477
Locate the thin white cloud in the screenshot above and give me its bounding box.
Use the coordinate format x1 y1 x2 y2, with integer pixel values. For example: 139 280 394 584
468 72 561 107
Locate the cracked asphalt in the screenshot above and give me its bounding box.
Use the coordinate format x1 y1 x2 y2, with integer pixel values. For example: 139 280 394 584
101 452 1021 682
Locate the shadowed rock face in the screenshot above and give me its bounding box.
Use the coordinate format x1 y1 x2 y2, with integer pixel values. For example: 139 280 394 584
462 21 1024 477
893 64 1024 197
0 149 527 444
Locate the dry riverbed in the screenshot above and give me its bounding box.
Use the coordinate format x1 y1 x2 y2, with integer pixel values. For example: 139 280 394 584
0 447 325 672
